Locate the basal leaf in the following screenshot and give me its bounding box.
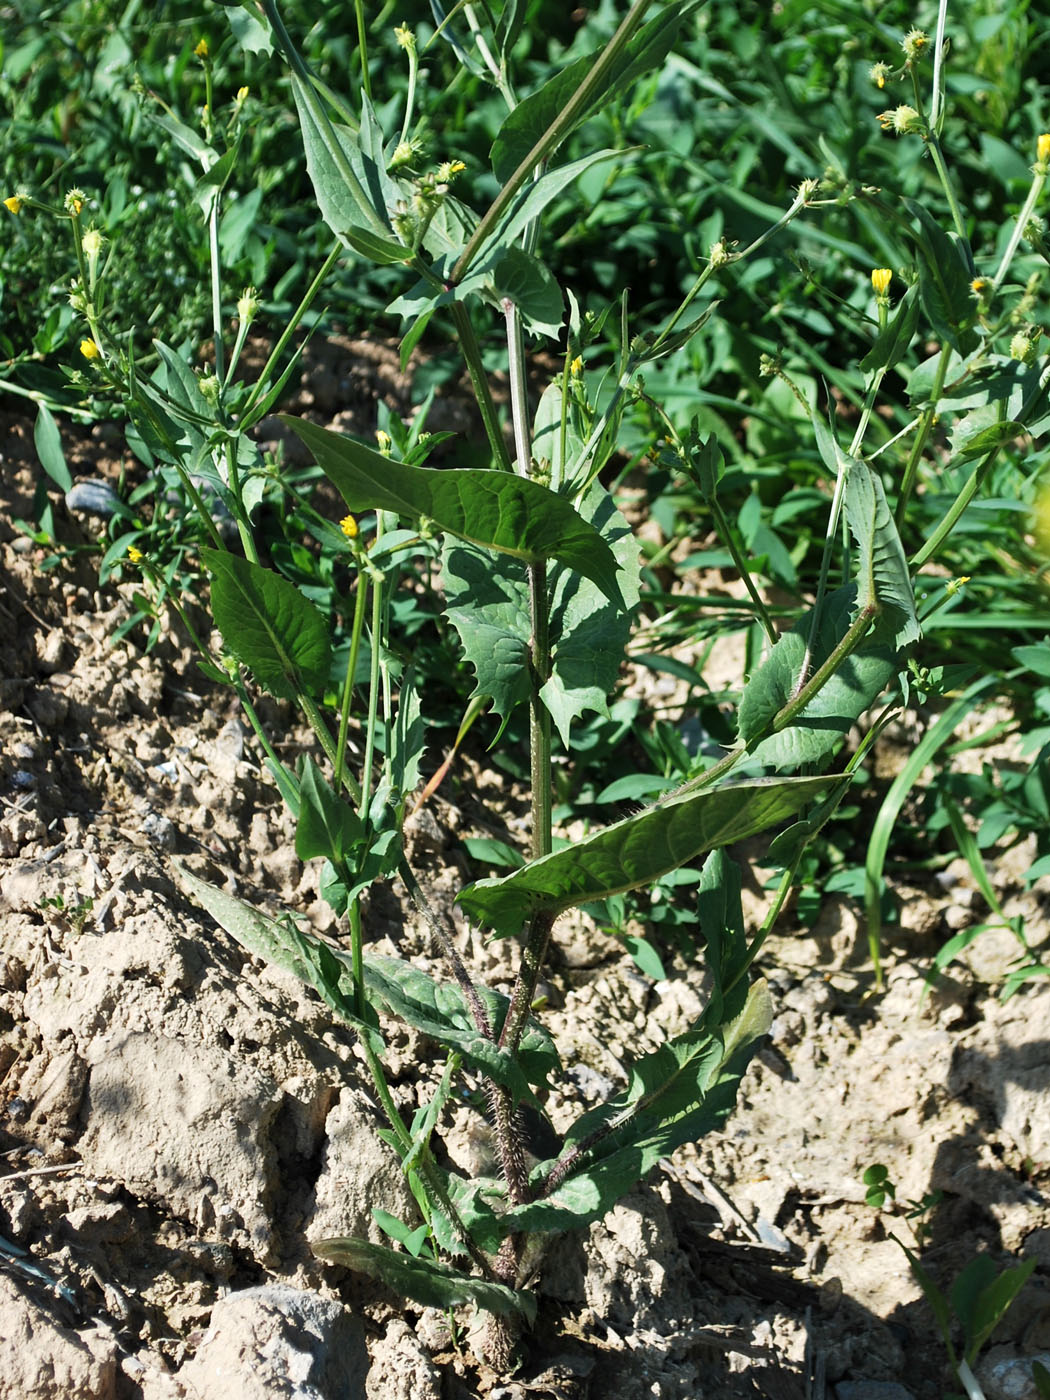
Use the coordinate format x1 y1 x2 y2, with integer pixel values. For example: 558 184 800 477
311 1237 535 1321
284 416 622 599
203 549 331 701
364 956 561 1103
501 977 771 1236
171 861 383 1054
458 776 835 937
844 460 921 646
737 586 897 771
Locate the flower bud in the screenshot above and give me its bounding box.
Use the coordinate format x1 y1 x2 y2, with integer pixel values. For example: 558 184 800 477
340 514 359 540
80 338 101 360
869 63 890 90
871 268 893 296
65 188 86 216
877 105 922 136
3 194 24 214
901 28 928 61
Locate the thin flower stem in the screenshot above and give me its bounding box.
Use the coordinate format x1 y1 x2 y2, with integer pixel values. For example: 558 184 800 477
929 0 949 133
990 168 1047 297
353 0 372 103
895 342 952 529
335 564 369 793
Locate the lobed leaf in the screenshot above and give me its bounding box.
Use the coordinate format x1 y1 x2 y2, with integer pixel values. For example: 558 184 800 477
458 775 836 937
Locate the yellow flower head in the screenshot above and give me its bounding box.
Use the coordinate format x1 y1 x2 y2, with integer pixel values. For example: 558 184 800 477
375 429 392 455
570 355 584 377
901 28 928 61
127 546 144 564
3 195 24 214
80 338 101 360
194 37 208 58
869 63 890 90
236 86 249 105
436 160 466 183
65 188 86 216
877 104 921 136
394 23 415 51
970 277 990 298
871 268 892 296
339 514 359 540
1038 133 1050 166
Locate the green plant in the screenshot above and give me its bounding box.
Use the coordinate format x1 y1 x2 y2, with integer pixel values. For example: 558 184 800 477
9 0 1050 1371
864 1164 1037 1400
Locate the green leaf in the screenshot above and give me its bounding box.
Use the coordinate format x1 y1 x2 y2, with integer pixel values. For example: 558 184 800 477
458 775 836 937
226 7 273 55
372 1209 429 1258
288 71 389 246
1033 1361 1050 1399
364 955 559 1104
284 416 622 600
623 934 666 981
33 402 73 492
844 459 921 646
343 225 410 265
202 549 331 701
957 1257 1037 1362
501 976 771 1237
532 382 586 490
171 861 382 1054
443 484 638 742
295 757 363 864
490 247 564 339
861 284 919 375
737 588 898 771
311 1237 535 1322
489 6 690 184
905 199 978 355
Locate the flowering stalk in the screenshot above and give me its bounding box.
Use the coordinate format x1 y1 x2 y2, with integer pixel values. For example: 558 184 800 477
989 135 1050 297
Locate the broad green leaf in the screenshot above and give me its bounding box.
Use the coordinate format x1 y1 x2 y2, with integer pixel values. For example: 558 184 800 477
844 460 921 646
458 775 836 937
441 543 531 727
905 198 978 355
442 484 638 741
171 861 382 1054
284 416 622 600
364 955 560 1104
737 587 898 771
696 849 746 1022
311 1237 535 1322
344 226 411 264
289 71 387 246
499 977 771 1237
489 6 690 184
296 757 363 863
951 418 1027 464
490 247 564 339
226 7 273 55
860 284 919 375
203 549 331 701
33 402 73 492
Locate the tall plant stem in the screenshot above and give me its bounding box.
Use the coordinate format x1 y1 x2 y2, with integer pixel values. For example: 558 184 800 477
450 302 512 472
895 342 952 529
353 0 371 102
451 0 657 284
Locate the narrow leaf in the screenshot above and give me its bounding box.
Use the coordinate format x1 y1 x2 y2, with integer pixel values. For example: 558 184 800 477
501 978 771 1236
844 460 921 646
283 416 622 600
33 402 73 492
203 549 331 701
311 1237 535 1321
458 775 836 937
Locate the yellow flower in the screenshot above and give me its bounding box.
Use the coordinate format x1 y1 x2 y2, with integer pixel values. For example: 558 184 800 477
236 86 249 104
436 160 466 182
902 28 928 60
394 24 415 51
570 355 584 377
871 268 892 296
971 277 988 294
339 514 358 540
127 546 144 564
79 338 101 360
3 195 23 214
869 63 890 90
1038 133 1050 166
194 37 208 58
375 429 392 455
877 105 921 135
65 188 86 216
